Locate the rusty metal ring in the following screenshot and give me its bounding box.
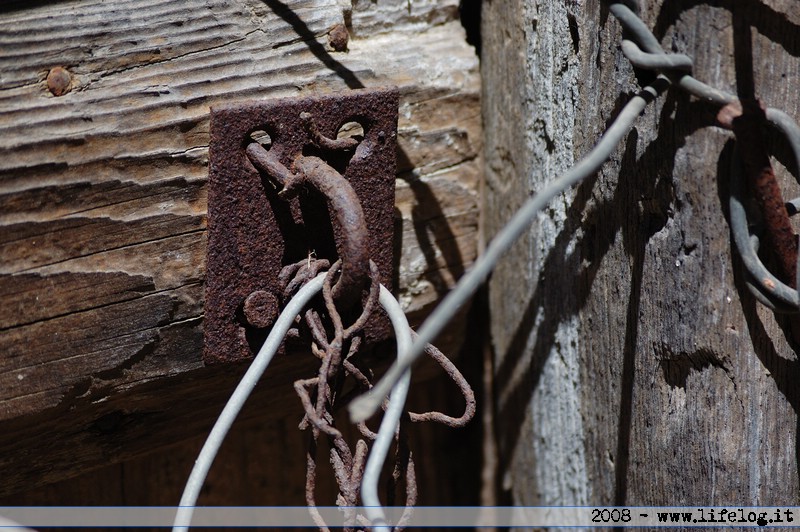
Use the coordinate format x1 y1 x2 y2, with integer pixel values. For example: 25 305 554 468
729 111 800 312
246 142 371 309
289 155 371 309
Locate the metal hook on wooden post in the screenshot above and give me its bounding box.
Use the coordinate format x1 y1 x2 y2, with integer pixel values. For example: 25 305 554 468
246 141 370 310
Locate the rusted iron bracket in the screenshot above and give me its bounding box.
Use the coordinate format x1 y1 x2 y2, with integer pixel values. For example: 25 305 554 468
205 88 399 364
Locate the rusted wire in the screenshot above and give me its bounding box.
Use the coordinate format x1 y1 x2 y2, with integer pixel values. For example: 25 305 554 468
288 267 417 529
281 257 474 530
407 332 476 428
302 111 360 151
392 436 417 530
283 258 331 301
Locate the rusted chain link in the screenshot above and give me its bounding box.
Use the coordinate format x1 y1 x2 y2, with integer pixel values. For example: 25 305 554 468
350 0 800 421
247 141 370 308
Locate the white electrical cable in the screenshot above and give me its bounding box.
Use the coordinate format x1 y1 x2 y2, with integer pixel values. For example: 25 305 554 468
173 273 326 532
360 285 412 529
173 274 413 531
348 78 670 423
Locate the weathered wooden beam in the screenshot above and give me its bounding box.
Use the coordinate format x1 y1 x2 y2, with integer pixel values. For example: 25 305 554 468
0 0 481 495
484 0 800 507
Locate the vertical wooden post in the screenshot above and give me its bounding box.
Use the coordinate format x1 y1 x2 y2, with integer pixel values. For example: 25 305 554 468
483 0 800 505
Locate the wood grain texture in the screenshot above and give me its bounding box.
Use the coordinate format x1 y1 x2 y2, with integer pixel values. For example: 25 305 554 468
484 0 800 507
0 0 480 494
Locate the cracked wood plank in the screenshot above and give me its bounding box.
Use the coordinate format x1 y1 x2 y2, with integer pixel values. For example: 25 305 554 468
0 0 481 495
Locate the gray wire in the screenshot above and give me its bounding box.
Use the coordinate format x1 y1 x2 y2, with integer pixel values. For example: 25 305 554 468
613 1 800 311
609 3 734 106
0 516 33 532
620 40 692 72
361 285 412 529
349 77 669 423
172 273 327 532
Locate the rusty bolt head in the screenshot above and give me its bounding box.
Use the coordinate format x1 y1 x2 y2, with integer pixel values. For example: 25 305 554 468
243 290 279 328
328 24 349 52
46 67 72 96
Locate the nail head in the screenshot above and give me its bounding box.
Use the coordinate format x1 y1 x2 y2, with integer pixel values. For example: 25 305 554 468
47 67 72 96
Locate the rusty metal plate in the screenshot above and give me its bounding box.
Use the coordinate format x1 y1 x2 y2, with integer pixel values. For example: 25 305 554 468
205 87 399 364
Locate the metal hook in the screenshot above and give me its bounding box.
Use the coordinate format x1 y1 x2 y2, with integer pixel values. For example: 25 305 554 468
246 143 370 309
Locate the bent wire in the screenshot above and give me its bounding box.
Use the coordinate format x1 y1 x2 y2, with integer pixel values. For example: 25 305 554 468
349 77 670 424
173 274 413 531
173 273 327 532
360 285 413 529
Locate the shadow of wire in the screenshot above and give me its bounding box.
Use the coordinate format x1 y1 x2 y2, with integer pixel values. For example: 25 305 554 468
490 89 711 504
